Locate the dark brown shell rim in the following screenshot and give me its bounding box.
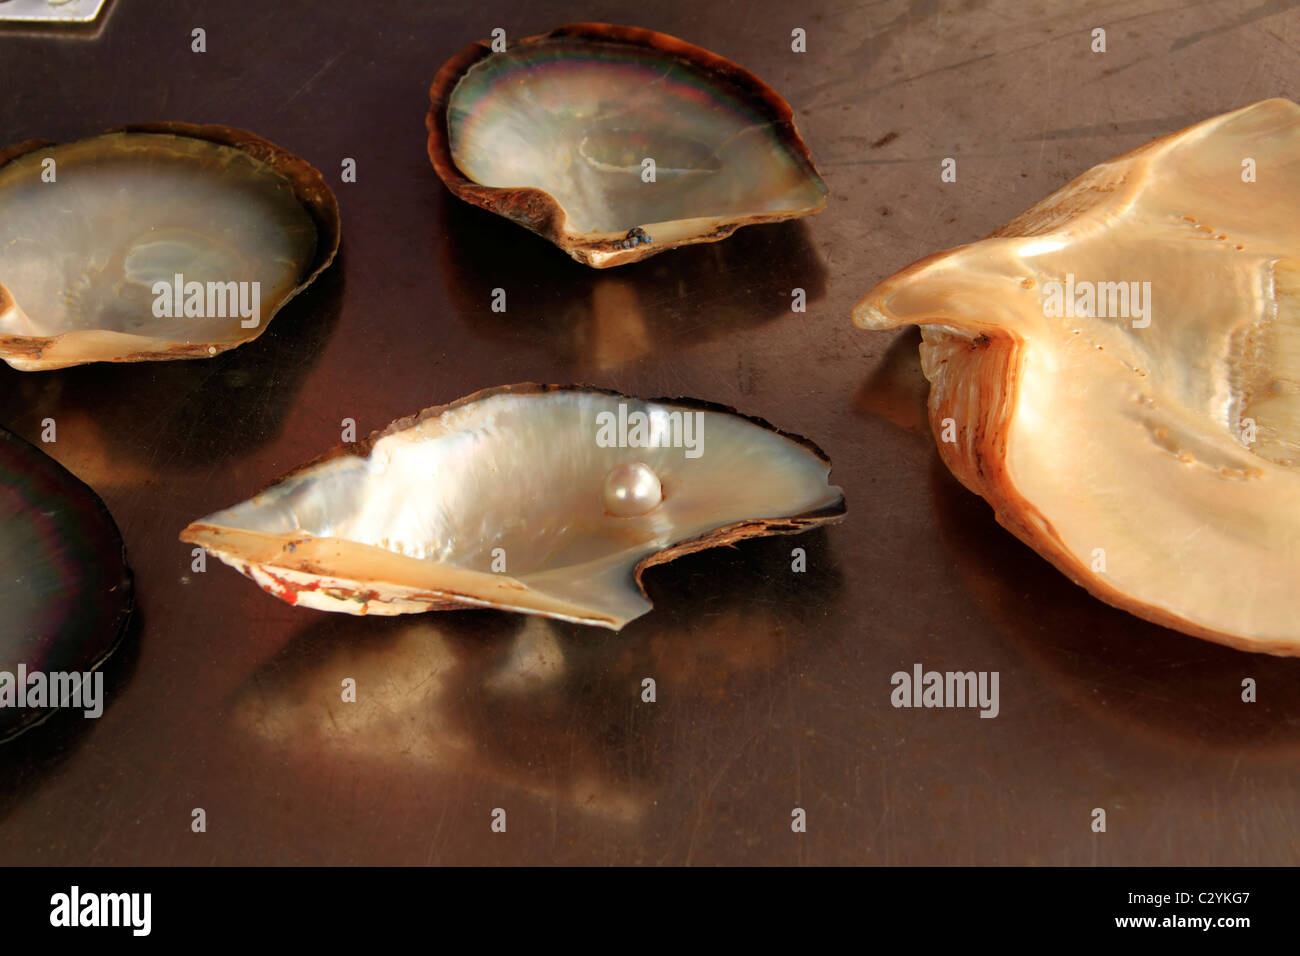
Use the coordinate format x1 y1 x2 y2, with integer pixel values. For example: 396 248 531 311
0 122 341 364
425 23 828 264
279 382 840 482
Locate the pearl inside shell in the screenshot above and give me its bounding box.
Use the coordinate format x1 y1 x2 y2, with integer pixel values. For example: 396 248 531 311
602 462 662 517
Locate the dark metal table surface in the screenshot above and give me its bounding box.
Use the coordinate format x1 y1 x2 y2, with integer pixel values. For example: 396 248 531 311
1 0 1297 865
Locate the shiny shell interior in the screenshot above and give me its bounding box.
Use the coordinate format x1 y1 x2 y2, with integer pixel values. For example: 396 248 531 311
0 426 132 741
181 385 844 629
429 24 827 267
853 98 1300 655
0 127 338 371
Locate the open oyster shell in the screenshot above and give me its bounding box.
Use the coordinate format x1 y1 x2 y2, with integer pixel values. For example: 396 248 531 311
853 98 1300 655
181 385 844 629
426 23 827 268
0 123 340 371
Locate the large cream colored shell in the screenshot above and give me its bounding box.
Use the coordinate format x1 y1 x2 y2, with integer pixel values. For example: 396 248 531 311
181 385 844 630
854 98 1300 655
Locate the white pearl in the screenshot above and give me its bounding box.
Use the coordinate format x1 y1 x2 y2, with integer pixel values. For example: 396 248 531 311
602 462 662 517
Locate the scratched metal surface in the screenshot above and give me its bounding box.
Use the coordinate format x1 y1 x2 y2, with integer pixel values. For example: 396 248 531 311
0 0 1297 865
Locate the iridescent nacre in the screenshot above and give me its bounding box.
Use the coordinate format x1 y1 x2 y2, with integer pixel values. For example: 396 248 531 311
0 125 340 371
0 426 132 741
428 24 827 267
181 385 844 629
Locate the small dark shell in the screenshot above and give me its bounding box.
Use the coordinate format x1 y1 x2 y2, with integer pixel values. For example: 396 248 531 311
0 427 133 742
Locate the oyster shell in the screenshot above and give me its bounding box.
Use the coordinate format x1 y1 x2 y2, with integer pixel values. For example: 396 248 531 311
0 123 340 371
853 98 1300 655
426 23 827 268
181 385 843 629
1 426 132 741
